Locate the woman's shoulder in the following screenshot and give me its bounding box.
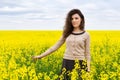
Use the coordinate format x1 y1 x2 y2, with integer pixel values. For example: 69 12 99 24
85 31 90 35
84 31 90 38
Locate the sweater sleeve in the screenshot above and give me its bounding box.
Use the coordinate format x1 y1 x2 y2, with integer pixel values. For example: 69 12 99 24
40 35 65 56
85 33 91 61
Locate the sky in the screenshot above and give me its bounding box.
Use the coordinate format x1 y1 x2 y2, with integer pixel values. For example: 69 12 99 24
0 0 120 30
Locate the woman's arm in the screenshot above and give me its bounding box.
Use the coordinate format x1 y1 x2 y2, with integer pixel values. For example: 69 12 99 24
85 33 91 72
32 35 65 60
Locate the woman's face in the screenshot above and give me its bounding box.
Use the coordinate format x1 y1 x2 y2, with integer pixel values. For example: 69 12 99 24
71 13 82 28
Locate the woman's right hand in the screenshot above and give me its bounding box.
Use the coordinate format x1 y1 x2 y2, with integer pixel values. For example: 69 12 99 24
31 56 39 62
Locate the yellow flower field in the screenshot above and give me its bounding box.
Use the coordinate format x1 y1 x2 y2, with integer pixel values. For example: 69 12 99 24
0 30 120 80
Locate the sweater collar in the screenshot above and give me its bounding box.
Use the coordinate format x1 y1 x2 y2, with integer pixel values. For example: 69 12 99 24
71 31 85 35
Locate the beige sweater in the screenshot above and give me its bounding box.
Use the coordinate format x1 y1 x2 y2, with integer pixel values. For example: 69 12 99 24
42 31 90 61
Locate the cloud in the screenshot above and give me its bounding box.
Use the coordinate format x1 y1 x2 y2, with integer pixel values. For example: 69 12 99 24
0 0 120 30
0 6 28 12
81 3 98 10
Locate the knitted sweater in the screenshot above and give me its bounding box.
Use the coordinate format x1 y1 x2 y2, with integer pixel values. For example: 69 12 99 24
43 31 90 61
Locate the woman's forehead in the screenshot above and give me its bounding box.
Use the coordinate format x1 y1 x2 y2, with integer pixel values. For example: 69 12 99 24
72 13 80 17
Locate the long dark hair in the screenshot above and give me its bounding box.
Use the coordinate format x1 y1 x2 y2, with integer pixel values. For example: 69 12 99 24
63 9 85 38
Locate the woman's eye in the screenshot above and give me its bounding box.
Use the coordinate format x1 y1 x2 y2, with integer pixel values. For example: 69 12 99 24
75 17 78 19
71 17 79 20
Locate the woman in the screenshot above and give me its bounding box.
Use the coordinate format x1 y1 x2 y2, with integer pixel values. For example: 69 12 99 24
32 9 91 80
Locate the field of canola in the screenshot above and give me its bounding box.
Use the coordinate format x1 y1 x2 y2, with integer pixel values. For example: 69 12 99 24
0 30 120 80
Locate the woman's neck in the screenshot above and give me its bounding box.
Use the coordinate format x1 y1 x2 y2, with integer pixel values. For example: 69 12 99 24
73 28 83 33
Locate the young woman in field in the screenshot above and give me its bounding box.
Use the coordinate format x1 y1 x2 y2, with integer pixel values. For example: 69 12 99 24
32 9 90 80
